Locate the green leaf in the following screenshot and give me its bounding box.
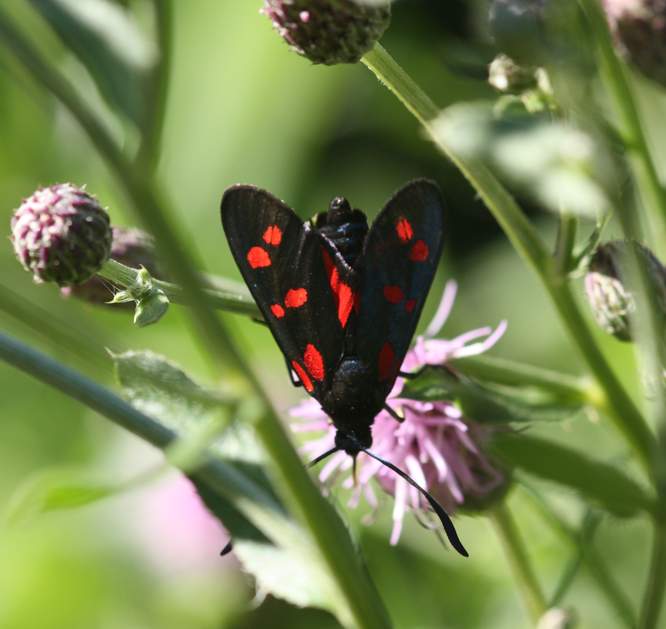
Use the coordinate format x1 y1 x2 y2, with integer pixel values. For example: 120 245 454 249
233 511 352 624
433 102 611 218
5 468 143 525
111 349 228 427
492 433 656 517
29 0 156 126
401 367 583 424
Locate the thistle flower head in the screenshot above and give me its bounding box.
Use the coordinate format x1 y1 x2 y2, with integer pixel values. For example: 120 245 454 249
603 0 666 86
584 240 666 341
292 282 508 545
262 0 391 64
62 226 162 305
11 183 112 286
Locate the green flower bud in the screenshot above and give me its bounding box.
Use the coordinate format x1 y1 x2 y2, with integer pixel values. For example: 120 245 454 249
11 183 112 286
584 240 666 341
603 0 666 86
110 266 169 327
61 226 162 306
263 0 391 65
488 53 539 93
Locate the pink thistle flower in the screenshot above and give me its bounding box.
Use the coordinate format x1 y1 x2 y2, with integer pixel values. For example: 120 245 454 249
290 281 508 545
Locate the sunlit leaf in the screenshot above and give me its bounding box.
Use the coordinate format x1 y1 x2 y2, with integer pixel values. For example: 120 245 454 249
492 433 656 517
110 349 228 427
29 0 156 126
433 102 611 218
401 367 584 424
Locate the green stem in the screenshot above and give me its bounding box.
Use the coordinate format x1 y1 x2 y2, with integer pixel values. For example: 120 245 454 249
640 523 666 629
98 259 260 318
0 12 390 628
451 354 591 402
490 501 548 623
550 510 600 607
362 42 656 477
554 211 578 275
523 484 636 628
0 332 275 510
578 0 666 254
135 0 172 174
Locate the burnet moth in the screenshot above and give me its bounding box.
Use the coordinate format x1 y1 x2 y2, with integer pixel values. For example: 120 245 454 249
221 179 468 556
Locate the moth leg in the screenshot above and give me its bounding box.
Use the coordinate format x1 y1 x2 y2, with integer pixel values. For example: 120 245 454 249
398 367 425 380
384 403 404 423
252 317 268 326
286 358 303 388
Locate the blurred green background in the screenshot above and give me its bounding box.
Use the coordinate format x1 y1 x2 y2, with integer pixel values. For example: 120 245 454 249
0 1 657 627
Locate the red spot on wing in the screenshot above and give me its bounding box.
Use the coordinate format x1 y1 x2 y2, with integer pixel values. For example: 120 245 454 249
409 240 429 262
383 285 404 304
262 225 282 246
337 282 354 327
270 304 285 318
378 342 396 381
322 246 354 328
291 360 314 392
284 287 308 308
303 343 325 381
247 246 271 268
396 217 413 243
405 299 417 313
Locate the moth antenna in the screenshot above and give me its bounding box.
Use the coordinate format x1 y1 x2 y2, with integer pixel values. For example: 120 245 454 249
362 448 469 557
352 455 358 487
308 446 339 468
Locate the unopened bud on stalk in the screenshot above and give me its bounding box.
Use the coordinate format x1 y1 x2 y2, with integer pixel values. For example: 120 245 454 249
603 0 666 86
10 183 111 286
584 240 666 341
262 0 391 64
61 226 162 306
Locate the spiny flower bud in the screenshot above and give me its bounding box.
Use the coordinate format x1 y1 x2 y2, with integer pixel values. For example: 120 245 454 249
62 226 162 306
262 0 391 65
11 183 112 286
603 0 666 86
584 240 666 341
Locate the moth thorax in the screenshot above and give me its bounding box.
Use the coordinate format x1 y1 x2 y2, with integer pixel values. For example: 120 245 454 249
316 197 369 268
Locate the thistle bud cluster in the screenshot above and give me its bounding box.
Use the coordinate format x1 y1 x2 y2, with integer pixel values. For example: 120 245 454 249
584 240 666 342
262 0 390 64
11 183 111 287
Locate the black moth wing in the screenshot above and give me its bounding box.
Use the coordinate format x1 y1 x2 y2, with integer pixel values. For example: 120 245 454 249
221 185 344 399
355 179 445 399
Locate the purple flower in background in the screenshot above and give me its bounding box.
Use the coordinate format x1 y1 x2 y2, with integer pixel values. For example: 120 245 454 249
291 281 508 544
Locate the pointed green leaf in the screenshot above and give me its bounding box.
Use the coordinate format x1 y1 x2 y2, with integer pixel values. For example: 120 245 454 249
401 367 583 424
30 0 156 126
491 433 656 517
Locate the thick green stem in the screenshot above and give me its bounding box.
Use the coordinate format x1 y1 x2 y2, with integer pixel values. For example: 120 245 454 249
362 42 656 477
640 523 666 629
490 502 548 623
0 12 390 628
0 332 275 509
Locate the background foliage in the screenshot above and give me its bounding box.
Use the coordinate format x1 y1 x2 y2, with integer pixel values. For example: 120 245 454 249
0 1 662 627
